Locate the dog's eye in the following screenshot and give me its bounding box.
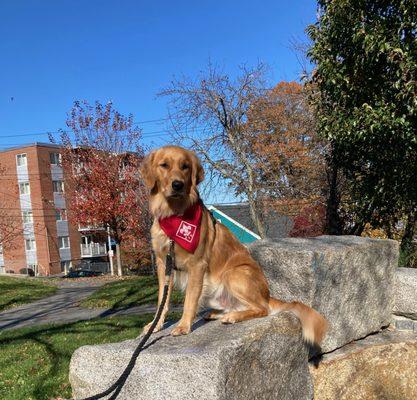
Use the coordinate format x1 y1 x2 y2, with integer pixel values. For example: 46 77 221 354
159 163 169 169
181 164 189 170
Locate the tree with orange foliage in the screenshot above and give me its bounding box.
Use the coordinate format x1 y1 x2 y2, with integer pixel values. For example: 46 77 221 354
245 81 326 220
53 101 151 275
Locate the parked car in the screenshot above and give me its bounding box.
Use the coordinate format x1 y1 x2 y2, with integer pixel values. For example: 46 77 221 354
63 269 103 278
75 258 110 274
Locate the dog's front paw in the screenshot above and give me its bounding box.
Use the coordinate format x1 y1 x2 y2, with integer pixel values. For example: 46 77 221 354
171 324 191 336
142 320 164 335
220 314 238 324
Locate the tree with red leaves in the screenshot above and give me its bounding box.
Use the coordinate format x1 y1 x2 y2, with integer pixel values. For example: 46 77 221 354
54 101 150 275
289 204 326 238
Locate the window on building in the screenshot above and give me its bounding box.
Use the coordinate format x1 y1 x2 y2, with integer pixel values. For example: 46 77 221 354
50 152 62 165
16 153 27 167
52 180 64 193
22 210 33 223
25 238 36 251
55 209 67 221
59 236 70 249
19 182 30 195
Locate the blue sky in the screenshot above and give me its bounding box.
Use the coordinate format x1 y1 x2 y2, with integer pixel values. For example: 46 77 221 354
0 1 316 146
0 1 317 202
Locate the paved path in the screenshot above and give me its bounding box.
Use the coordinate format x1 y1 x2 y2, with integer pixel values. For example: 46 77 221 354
0 281 176 331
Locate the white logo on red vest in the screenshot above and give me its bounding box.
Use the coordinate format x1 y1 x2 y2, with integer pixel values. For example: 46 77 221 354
176 221 197 243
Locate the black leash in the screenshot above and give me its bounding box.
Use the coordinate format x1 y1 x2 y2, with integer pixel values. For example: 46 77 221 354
80 240 175 400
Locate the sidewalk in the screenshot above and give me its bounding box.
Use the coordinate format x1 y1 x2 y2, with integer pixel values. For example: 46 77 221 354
0 281 178 331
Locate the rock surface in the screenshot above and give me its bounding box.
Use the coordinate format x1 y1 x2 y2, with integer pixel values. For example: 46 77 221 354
70 313 313 400
393 267 417 319
71 236 400 400
392 315 417 333
309 330 417 400
248 235 398 353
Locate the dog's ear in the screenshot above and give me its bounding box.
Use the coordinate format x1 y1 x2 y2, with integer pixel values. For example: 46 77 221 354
191 152 204 186
140 151 157 189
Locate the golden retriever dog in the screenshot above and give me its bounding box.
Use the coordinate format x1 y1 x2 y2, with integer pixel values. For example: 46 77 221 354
140 145 328 345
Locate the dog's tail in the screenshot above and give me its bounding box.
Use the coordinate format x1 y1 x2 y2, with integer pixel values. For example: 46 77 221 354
269 297 328 346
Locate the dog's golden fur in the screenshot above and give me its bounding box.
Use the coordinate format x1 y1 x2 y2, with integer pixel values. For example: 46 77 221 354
140 145 328 344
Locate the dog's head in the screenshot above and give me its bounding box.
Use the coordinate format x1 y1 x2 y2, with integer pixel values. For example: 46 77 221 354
140 146 204 214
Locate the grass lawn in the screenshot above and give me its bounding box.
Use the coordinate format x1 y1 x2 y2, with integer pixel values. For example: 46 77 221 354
0 277 57 312
0 313 180 400
80 275 184 309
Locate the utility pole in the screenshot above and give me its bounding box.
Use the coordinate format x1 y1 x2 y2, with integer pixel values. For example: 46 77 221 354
107 226 115 276
45 226 52 276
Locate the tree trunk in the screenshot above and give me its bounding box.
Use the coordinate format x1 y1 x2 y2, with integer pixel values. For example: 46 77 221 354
400 211 416 255
243 153 266 239
325 161 343 235
247 196 266 238
385 222 393 239
115 242 123 276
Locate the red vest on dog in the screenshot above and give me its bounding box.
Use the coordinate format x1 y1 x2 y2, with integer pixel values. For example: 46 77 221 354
158 201 203 253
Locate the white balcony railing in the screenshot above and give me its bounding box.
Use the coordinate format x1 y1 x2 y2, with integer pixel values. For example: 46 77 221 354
81 242 107 257
78 225 106 232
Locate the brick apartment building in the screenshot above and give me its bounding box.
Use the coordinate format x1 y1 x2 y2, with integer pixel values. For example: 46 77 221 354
0 142 108 276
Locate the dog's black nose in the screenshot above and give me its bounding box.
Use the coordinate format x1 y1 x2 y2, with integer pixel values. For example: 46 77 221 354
172 180 184 191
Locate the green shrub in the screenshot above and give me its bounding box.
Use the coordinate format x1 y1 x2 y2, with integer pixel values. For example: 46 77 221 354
399 243 417 268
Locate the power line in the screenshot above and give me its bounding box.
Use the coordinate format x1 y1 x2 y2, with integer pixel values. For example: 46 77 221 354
0 104 311 144
0 130 203 150
0 126 205 141
0 172 62 177
0 188 53 210
0 130 194 149
133 117 171 124
0 129 173 140
0 115 185 140
0 116 171 137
